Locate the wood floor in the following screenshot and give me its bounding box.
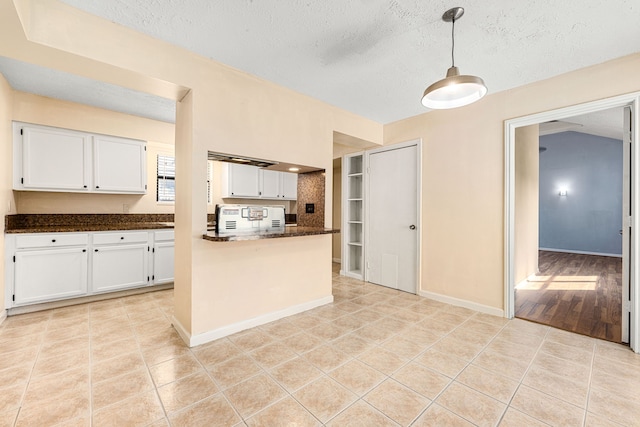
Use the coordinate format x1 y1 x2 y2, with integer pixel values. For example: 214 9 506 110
515 250 623 343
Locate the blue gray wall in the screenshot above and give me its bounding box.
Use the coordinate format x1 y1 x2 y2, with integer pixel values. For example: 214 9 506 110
539 131 622 256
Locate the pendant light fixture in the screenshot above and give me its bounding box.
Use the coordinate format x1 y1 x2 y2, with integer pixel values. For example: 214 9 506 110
421 7 487 109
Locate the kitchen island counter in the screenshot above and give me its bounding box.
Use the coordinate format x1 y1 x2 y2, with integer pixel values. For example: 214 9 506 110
203 226 339 242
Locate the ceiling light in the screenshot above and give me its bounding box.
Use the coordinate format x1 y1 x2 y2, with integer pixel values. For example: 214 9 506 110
421 7 487 109
288 167 300 172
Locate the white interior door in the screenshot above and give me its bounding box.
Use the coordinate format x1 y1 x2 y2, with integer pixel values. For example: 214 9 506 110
623 106 633 343
366 143 418 293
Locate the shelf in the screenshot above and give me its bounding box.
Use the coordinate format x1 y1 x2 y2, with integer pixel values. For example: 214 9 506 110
344 152 364 280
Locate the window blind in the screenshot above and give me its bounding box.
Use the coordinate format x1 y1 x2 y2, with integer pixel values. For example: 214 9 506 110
157 155 175 202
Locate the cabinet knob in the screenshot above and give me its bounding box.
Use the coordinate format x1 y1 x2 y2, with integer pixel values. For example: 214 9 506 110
120 236 124 240
94 249 98 252
95 186 100 189
51 239 56 242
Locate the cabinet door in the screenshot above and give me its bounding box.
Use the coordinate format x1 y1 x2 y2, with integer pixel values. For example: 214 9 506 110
14 248 88 305
92 244 148 293
153 242 174 284
228 163 260 197
21 125 90 191
93 136 146 193
281 172 298 200
260 169 281 198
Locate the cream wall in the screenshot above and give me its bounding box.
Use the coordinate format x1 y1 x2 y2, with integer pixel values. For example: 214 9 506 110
384 53 640 312
11 92 175 214
514 125 539 284
0 74 16 321
0 1 379 340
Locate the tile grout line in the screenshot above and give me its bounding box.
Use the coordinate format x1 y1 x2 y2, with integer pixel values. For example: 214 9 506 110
414 314 513 426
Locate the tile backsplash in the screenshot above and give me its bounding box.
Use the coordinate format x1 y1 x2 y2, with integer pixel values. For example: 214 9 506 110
297 171 325 227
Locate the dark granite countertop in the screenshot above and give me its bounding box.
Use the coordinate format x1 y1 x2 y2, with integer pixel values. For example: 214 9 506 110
5 214 175 234
6 222 174 234
203 226 339 242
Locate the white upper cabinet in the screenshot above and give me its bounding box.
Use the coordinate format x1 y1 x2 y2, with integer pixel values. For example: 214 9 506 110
259 169 281 198
13 122 147 194
281 172 298 200
19 125 91 191
93 135 146 193
222 162 298 200
221 163 261 198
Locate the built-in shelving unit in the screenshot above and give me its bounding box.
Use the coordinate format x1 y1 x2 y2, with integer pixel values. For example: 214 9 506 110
343 152 365 279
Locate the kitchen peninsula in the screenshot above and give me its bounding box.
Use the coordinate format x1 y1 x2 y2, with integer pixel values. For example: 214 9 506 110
203 225 338 242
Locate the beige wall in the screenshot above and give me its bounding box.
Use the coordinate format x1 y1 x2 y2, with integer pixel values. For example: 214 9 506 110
0 1 378 339
0 73 16 319
11 92 175 214
514 125 539 284
332 159 342 261
385 53 640 311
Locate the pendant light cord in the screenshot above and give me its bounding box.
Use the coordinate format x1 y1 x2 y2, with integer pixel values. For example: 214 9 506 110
451 16 456 67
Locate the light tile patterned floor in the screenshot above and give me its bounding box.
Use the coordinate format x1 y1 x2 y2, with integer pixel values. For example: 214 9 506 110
1 266 639 426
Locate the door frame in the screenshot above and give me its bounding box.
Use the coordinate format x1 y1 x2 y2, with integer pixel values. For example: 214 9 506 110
504 92 640 351
364 139 422 293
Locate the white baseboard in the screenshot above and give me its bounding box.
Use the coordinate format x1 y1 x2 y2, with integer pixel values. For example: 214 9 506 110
173 295 334 347
0 310 6 326
332 258 341 264
418 290 504 318
539 247 622 258
7 284 174 316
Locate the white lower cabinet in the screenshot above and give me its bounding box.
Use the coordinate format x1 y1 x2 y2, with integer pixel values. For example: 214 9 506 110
92 243 149 293
14 247 88 305
6 229 174 308
152 230 174 285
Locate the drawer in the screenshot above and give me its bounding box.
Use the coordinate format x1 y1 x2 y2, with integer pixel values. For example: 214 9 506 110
15 233 89 249
93 231 149 245
154 230 174 242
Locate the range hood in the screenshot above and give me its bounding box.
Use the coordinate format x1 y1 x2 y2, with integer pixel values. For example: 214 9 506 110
207 151 278 168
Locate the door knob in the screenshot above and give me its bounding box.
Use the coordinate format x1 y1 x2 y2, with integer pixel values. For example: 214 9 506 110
409 225 416 230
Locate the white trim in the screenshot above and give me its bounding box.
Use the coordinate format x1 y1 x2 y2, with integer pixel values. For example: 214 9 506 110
0 310 6 326
332 258 341 264
418 290 504 318
173 295 334 347
539 247 622 258
505 91 640 352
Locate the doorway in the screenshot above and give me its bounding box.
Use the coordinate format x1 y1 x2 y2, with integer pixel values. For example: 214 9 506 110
505 94 639 351
514 108 626 342
365 140 421 293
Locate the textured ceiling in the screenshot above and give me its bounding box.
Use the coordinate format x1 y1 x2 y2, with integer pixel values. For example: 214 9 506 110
0 56 176 123
0 0 638 126
540 107 625 141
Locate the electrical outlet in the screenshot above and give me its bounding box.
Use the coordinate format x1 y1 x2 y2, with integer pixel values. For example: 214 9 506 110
123 204 130 213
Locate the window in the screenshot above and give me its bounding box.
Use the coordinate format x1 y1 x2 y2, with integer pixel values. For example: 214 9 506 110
207 161 212 204
157 155 175 202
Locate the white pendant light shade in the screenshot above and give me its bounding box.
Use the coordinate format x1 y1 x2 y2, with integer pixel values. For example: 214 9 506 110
422 66 487 109
421 7 487 110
